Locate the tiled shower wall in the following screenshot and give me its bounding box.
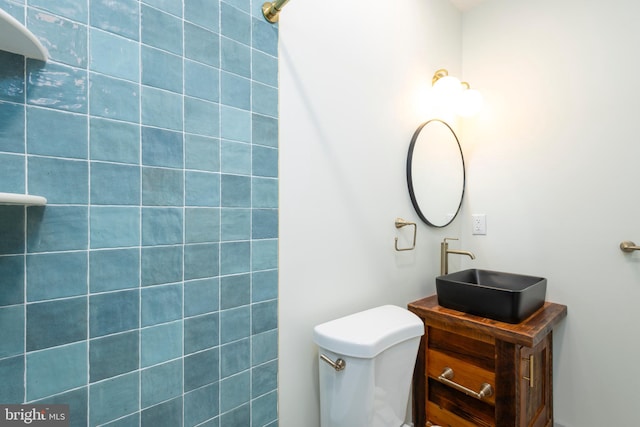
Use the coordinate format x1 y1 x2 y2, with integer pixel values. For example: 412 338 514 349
0 0 278 426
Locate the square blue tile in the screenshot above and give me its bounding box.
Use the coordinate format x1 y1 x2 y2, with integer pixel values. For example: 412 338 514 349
142 167 184 206
142 46 182 93
220 208 250 241
251 177 278 208
185 0 219 31
90 72 140 122
185 134 219 172
221 140 250 174
252 330 277 367
185 171 220 207
220 241 250 275
252 391 277 427
252 17 278 57
0 101 25 153
142 207 183 246
220 273 250 309
219 306 250 344
185 208 219 243
90 207 140 249
0 0 23 22
221 3 250 45
103 413 139 427
141 245 183 286
141 283 182 327
142 126 183 168
0 206 25 255
226 0 250 13
184 60 219 102
27 107 88 158
27 206 88 253
89 289 139 338
141 5 183 55
184 382 219 427
252 146 277 177
251 113 278 148
252 209 278 239
221 174 250 207
90 28 140 81
143 0 183 17
142 359 183 408
184 312 219 354
32 388 88 427
90 0 139 40
0 356 24 403
252 269 277 303
184 22 219 67
90 118 140 164
220 106 250 142
184 278 219 317
27 10 87 68
28 156 88 204
184 97 219 137
184 347 219 392
27 251 87 302
140 320 182 367
251 239 277 271
0 305 24 358
89 371 139 426
220 338 249 378
90 248 140 293
220 404 249 427
90 162 141 205
27 61 87 113
26 296 87 351
141 86 183 131
26 341 88 401
221 38 250 78
184 243 219 280
0 255 25 307
220 370 250 412
90 331 139 382
0 153 25 194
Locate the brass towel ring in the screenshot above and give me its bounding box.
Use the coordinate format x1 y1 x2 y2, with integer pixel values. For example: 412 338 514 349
395 218 417 251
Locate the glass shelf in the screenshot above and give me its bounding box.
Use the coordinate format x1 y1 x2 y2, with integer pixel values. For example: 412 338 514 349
0 8 48 61
0 192 47 206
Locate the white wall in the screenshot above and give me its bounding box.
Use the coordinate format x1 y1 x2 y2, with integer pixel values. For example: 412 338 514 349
461 1 640 425
278 0 464 425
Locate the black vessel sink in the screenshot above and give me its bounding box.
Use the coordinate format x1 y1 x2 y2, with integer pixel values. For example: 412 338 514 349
436 269 547 323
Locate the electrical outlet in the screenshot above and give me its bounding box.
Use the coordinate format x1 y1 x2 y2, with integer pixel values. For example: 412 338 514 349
472 214 486 235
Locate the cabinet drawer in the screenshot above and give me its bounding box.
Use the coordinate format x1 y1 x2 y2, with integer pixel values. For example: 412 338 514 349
427 349 496 406
427 401 495 427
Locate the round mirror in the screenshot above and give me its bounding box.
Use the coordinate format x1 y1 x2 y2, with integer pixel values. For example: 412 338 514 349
406 119 465 227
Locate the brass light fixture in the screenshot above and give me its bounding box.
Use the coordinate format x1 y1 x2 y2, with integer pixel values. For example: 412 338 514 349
262 0 290 23
431 69 483 117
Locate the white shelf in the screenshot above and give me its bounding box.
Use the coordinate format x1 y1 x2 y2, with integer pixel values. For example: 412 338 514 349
0 192 47 206
0 8 48 61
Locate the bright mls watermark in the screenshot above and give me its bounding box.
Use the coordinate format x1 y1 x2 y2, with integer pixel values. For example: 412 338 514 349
0 405 69 427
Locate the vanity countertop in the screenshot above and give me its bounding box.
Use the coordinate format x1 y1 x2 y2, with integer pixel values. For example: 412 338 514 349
408 294 567 347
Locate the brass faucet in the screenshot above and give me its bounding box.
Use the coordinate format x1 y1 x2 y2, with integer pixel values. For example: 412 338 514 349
440 237 475 275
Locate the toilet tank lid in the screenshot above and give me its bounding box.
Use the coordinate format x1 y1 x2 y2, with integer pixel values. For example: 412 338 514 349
312 305 425 358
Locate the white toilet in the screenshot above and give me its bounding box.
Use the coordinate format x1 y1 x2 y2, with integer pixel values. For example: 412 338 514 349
313 305 425 427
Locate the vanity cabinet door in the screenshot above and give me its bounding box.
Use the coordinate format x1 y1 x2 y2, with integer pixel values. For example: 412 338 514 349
518 334 552 427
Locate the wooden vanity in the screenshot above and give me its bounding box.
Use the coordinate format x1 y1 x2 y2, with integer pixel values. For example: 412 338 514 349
408 295 567 427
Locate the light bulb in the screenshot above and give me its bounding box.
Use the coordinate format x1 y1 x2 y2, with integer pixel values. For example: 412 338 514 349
432 75 463 113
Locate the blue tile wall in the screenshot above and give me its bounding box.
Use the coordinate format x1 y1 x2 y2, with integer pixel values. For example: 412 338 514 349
0 1 278 426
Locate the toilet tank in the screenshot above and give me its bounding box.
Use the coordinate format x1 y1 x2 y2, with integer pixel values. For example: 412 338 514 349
313 305 424 427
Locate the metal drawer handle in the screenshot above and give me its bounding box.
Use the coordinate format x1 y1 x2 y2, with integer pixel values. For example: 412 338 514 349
438 367 493 400
320 354 346 371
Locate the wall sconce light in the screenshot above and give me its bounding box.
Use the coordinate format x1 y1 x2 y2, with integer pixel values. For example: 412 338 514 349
431 69 483 117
